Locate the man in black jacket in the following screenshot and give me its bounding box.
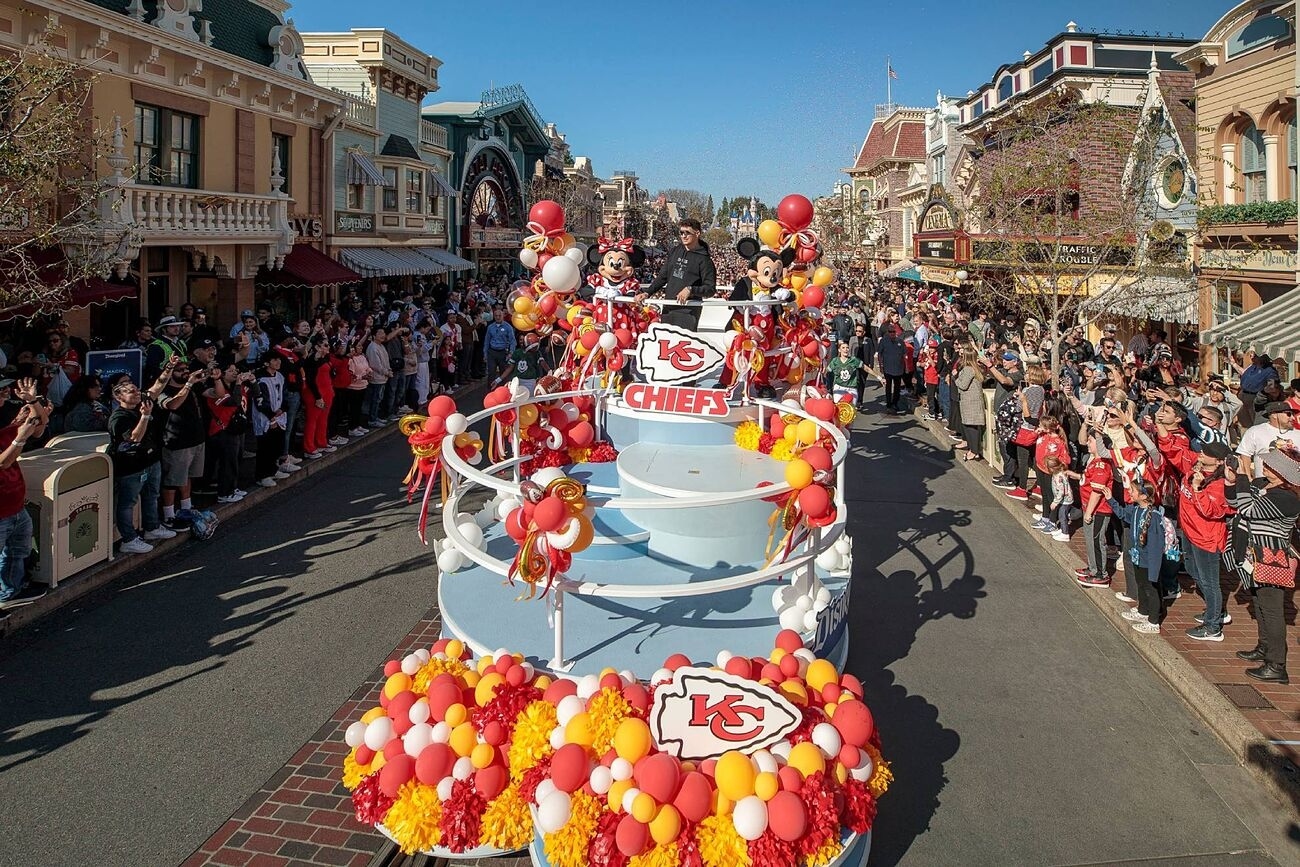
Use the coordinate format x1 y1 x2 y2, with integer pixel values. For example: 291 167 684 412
647 219 717 331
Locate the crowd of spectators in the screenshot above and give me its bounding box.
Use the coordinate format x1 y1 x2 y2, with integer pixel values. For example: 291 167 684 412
832 273 1300 684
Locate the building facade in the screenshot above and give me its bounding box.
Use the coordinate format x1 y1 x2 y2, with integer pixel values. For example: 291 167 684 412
844 105 927 270
598 171 649 243
301 28 471 299
1187 1 1298 371
1 0 346 336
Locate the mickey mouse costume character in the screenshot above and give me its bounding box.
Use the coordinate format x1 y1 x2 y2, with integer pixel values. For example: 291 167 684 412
725 238 794 395
583 237 650 335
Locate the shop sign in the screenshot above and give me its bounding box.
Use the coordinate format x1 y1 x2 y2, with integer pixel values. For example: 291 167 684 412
650 667 801 760
634 323 726 385
811 582 851 657
623 384 730 417
972 239 1132 267
335 211 374 234
84 348 142 385
1199 247 1297 273
920 265 961 287
464 226 522 248
427 218 447 236
290 215 323 241
918 201 955 232
917 238 955 261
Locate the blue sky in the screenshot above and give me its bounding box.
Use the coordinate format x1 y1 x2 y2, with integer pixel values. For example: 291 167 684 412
296 0 1231 208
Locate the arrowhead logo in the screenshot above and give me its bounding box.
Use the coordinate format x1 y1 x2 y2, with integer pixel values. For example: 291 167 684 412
634 323 726 385
650 667 801 761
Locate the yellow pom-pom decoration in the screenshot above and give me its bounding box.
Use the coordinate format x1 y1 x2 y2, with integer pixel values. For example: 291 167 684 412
613 718 652 764
787 742 826 779
714 751 756 802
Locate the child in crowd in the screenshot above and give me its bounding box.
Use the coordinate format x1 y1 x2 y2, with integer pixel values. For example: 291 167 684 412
1108 480 1170 634
1042 455 1078 542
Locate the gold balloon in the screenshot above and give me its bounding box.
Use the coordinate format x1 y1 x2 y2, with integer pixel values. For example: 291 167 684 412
757 219 784 249
789 273 808 291
512 313 535 331
812 266 835 287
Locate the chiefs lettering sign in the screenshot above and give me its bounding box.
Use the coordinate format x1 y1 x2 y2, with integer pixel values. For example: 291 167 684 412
651 667 801 761
622 384 730 417
634 323 726 385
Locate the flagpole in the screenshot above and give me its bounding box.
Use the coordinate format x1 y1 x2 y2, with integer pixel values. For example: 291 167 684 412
886 55 891 109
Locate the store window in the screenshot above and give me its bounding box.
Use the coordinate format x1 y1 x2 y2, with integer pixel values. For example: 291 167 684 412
347 183 364 210
1213 280 1242 326
134 104 200 188
381 166 399 212
406 168 424 213
1288 117 1296 202
997 76 1014 103
1031 58 1053 85
273 133 292 194
1240 124 1267 203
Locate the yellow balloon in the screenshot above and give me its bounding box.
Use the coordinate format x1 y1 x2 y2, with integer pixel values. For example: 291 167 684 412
445 639 465 659
444 702 468 727
789 273 809 291
462 669 480 688
785 458 814 490
834 762 850 785
787 741 826 779
757 219 784 249
471 742 495 770
384 672 412 699
512 313 536 332
449 721 478 757
754 771 779 801
361 706 386 724
519 405 538 427
513 295 536 315
608 778 634 813
805 659 839 693
613 717 652 764
783 424 798 443
570 516 595 553
631 792 656 823
453 432 472 448
565 711 594 748
649 804 682 845
779 679 809 706
475 671 505 707
715 751 756 802
812 266 835 288
796 419 819 444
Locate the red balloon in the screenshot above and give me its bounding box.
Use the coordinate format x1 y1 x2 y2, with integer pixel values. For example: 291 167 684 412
801 445 833 471
544 678 577 704
769 414 786 439
615 814 649 858
382 736 404 762
830 699 874 747
548 408 570 430
355 744 376 766
428 395 457 418
838 743 860 769
599 672 623 691
801 285 825 309
805 399 836 423
623 682 649 712
536 251 554 271
635 753 682 803
415 743 455 785
378 753 416 798
483 720 507 746
802 339 821 359
796 245 819 264
778 195 815 231
840 673 864 699
664 653 691 671
767 791 808 842
608 353 626 371
724 656 751 678
494 655 514 675
614 328 634 348
384 659 402 677
538 293 559 316
550 743 589 794
673 771 714 824
760 662 784 683
475 764 508 800
579 330 600 351
505 665 527 687
778 654 800 678
533 496 567 532
504 508 529 542
798 485 832 519
388 691 418 724
428 681 461 720
569 421 594 447
777 765 804 793
775 629 803 653
529 200 566 233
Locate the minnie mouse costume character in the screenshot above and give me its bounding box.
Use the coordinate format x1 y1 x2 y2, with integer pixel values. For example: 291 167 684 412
583 238 650 334
725 238 794 394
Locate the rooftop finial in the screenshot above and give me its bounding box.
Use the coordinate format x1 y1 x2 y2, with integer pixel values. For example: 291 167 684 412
1066 20 1078 32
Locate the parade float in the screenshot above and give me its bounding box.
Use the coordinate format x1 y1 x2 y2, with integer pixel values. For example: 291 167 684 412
340 196 886 863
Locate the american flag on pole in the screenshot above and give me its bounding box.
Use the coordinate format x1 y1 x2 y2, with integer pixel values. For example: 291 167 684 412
888 63 898 80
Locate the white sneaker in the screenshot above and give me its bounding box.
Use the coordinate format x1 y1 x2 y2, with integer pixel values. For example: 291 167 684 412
120 537 154 554
321 445 337 453
1051 530 1070 542
1121 608 1147 622
233 489 248 497
278 462 301 473
242 450 257 459
328 436 348 446
304 451 324 460
349 427 368 437
1115 591 1136 603
216 494 243 504
258 477 277 488
142 526 177 541
397 405 413 414
1131 621 1160 634
273 471 291 480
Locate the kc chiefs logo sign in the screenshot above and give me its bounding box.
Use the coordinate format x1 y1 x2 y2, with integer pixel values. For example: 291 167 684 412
651 668 801 761
634 323 726 385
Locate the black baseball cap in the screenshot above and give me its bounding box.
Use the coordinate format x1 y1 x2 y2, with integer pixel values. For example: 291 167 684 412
190 337 217 351
1201 442 1232 460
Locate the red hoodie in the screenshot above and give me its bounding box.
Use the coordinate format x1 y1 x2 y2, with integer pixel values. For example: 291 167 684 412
1177 475 1234 551
329 355 353 390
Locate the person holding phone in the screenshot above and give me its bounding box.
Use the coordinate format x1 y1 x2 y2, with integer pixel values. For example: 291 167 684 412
0 388 52 607
1173 442 1236 640
108 368 176 554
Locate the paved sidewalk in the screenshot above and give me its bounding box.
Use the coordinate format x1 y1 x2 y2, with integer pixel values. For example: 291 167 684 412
917 412 1300 805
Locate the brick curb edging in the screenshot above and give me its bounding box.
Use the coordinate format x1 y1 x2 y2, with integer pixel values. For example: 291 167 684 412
910 411 1300 816
0 380 488 645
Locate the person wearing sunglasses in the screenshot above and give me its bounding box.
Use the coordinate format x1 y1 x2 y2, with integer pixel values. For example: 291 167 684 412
646 218 717 332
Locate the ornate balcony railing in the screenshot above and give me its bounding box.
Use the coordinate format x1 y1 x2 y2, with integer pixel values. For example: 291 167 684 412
337 90 376 128
128 186 291 244
420 119 448 149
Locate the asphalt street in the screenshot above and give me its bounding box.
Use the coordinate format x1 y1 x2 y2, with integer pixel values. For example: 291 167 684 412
0 399 1296 866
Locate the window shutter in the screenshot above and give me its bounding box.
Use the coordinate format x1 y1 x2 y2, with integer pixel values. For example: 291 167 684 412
1240 125 1265 173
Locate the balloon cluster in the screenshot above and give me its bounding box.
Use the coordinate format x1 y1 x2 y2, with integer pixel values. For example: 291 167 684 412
565 314 635 381
514 201 585 334
771 538 849 635
402 395 484 545
341 640 549 854
753 194 835 311
529 633 889 866
498 468 595 598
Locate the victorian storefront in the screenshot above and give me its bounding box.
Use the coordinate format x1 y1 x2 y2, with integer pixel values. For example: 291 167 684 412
911 197 972 293
423 86 551 279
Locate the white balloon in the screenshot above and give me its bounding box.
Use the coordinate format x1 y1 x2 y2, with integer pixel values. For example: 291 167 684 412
458 522 484 548
733 796 769 841
561 402 581 422
815 587 832 607
403 723 434 757
498 498 522 521
444 413 468 436
453 756 474 781
752 750 778 775
437 549 465 573
521 662 535 680
794 595 812 613
556 695 584 726
618 670 636 685
537 790 573 833
770 741 792 761
850 756 874 782
610 757 633 782
563 246 587 265
549 727 567 750
468 450 483 466
475 508 495 528
716 650 734 668
650 668 673 686
408 699 431 725
576 673 601 700
363 718 392 752
778 607 805 632
815 549 842 571
519 247 539 270
455 512 475 526
438 537 454 553
621 786 642 815
802 609 820 632
792 648 816 663
834 536 852 555
541 256 581 294
811 723 843 759
531 467 567 489
414 648 431 663
344 721 366 749
598 332 618 352
590 765 613 795
534 779 557 805
401 653 422 676
431 721 451 744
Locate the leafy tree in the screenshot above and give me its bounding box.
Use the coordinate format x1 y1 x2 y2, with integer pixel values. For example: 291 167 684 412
656 188 711 222
702 227 733 249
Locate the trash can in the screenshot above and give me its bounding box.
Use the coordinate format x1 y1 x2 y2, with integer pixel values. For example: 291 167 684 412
43 432 137 542
18 447 115 588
